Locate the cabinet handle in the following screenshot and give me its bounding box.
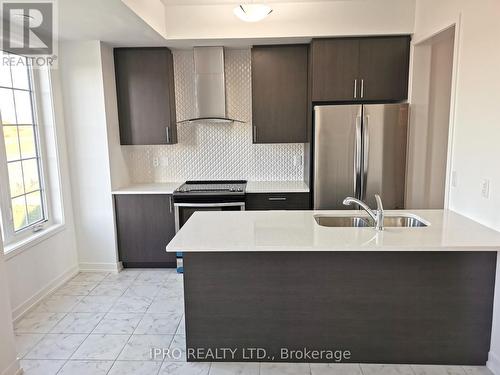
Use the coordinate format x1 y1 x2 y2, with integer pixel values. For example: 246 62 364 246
360 79 364 98
169 196 173 213
268 197 287 201
253 125 257 142
166 127 170 143
354 79 357 99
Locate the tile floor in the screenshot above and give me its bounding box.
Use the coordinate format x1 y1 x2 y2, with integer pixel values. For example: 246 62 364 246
14 269 494 375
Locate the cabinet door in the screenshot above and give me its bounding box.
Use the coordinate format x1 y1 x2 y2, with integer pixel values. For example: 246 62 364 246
115 194 176 267
252 45 308 143
358 36 411 101
246 193 311 210
114 48 177 145
311 38 360 102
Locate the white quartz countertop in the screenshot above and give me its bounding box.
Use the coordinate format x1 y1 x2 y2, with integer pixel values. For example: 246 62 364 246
166 209 500 252
112 181 309 195
246 181 309 193
112 183 182 195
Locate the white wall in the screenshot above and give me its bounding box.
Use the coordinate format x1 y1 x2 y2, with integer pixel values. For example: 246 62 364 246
413 0 500 372
59 41 120 272
0 232 19 375
4 68 80 320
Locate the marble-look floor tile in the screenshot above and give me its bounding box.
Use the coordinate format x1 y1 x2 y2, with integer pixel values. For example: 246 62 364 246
109 360 162 375
24 333 87 359
93 312 143 334
463 367 493 375
54 282 98 296
360 364 414 375
310 363 362 375
103 272 139 284
165 334 186 362
71 272 109 283
20 359 65 375
15 333 45 358
118 334 174 361
110 295 153 313
134 271 171 284
209 362 259 375
158 284 184 298
159 362 211 375
412 365 466 375
71 334 130 360
50 312 105 333
135 313 183 334
72 295 118 313
58 360 114 375
147 296 184 313
32 295 83 313
176 316 185 335
125 284 161 298
89 282 129 297
260 363 311 375
15 312 66 333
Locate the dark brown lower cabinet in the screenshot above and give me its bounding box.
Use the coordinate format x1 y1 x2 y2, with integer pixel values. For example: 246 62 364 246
246 193 311 210
114 194 176 268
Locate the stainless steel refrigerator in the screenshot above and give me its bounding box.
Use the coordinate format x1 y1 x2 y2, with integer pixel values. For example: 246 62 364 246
313 104 409 210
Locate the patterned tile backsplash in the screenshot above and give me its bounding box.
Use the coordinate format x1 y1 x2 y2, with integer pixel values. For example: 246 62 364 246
123 48 305 183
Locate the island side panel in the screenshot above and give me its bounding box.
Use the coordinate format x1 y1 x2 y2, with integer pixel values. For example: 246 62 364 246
183 251 496 364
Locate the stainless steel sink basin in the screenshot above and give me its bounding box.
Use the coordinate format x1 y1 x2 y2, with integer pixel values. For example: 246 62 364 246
380 216 428 227
314 216 371 227
314 214 429 228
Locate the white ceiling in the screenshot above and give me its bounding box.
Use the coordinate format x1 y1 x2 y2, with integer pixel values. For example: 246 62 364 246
58 0 165 46
58 0 416 48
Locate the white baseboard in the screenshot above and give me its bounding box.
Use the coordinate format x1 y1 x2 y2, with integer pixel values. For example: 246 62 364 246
79 262 121 273
488 351 500 375
1 358 20 375
12 265 79 322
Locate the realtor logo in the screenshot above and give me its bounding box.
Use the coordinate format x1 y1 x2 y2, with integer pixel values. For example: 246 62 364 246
1 0 57 64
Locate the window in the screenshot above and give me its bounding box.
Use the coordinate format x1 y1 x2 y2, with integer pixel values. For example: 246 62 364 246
0 51 48 242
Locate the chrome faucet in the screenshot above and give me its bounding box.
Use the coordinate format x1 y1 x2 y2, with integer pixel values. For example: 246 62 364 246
343 194 385 231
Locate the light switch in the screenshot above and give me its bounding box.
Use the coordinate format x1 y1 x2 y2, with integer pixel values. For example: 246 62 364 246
153 157 160 168
481 179 490 199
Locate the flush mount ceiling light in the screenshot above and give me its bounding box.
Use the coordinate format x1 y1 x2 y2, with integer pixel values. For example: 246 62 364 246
233 3 273 22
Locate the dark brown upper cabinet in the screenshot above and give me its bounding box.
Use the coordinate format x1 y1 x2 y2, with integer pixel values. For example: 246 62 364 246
311 36 411 102
251 45 309 143
114 47 177 145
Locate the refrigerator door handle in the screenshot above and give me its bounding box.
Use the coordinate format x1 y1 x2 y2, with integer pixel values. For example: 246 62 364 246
362 114 370 199
354 115 362 199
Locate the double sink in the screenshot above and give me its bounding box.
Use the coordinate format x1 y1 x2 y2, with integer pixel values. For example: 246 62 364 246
314 214 428 228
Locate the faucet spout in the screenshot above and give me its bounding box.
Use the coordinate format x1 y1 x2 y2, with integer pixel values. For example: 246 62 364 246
343 194 385 231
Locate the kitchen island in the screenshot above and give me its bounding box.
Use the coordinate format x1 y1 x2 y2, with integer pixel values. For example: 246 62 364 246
166 210 500 365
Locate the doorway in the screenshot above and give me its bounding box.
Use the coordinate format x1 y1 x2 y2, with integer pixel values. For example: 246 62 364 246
406 26 456 209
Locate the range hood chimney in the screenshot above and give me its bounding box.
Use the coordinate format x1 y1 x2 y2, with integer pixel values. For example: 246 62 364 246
179 47 243 124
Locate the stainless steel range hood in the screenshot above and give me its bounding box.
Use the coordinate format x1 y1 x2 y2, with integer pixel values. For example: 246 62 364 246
178 47 244 124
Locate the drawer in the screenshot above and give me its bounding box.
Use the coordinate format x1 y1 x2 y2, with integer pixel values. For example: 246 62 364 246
246 193 311 210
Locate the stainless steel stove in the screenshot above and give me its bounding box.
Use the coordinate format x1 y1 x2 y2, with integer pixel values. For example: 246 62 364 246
175 180 246 195
173 180 247 273
173 180 247 232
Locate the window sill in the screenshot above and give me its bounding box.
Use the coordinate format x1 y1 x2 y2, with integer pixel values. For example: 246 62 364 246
4 223 66 261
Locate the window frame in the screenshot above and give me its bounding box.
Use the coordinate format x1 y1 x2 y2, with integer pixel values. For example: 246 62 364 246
0 54 53 245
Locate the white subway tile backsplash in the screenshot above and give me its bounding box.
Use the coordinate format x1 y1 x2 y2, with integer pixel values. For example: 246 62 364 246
123 48 304 183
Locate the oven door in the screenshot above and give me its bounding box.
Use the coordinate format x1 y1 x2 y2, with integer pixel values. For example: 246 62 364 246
174 202 245 232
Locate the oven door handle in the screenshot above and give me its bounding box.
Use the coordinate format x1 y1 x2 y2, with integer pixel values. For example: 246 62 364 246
174 202 246 208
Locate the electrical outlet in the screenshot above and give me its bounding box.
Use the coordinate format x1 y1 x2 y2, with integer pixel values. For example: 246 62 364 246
481 179 490 199
152 157 160 168
451 171 458 188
